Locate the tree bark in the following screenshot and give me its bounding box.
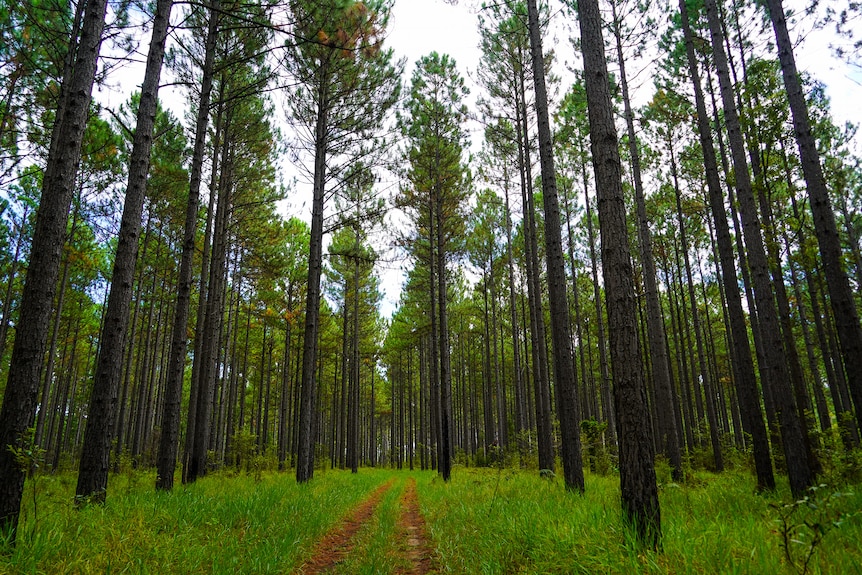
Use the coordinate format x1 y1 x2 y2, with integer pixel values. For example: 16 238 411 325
76 0 175 501
188 125 233 482
576 0 658 544
0 0 107 535
671 151 722 470
296 65 330 483
611 0 683 480
703 0 811 497
526 0 584 491
157 0 219 490
436 190 453 481
514 61 554 473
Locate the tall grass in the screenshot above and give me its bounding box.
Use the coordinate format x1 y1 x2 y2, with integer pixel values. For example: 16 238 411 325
418 467 862 574
1 467 390 573
3 465 860 574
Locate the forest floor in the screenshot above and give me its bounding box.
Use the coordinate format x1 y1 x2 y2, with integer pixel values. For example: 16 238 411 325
2 465 862 573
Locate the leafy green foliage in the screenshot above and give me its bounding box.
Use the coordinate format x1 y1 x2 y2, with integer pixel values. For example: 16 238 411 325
771 484 859 575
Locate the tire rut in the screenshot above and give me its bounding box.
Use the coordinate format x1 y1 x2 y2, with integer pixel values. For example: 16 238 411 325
295 479 395 574
394 477 437 575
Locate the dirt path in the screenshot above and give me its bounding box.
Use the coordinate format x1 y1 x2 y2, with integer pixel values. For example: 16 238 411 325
295 480 394 574
394 478 437 575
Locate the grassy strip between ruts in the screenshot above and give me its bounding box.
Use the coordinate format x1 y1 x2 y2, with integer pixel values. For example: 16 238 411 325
1 467 391 574
417 467 862 574
322 476 408 574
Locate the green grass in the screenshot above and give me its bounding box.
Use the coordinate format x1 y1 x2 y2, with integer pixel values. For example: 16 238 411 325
418 467 862 574
2 466 861 574
333 475 408 574
2 467 390 574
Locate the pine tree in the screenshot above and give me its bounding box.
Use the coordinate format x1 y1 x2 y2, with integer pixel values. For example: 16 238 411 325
286 0 400 483
0 0 109 540
398 52 470 481
572 0 659 546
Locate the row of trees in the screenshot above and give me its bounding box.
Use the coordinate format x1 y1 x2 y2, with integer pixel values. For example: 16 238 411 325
0 0 860 551
381 0 862 548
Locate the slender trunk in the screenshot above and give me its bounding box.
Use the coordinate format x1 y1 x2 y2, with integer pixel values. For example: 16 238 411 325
515 65 554 473
296 64 330 483
278 291 293 470
611 0 682 480
436 175 453 482
188 127 233 482
564 186 592 424
76 0 174 502
338 297 348 468
576 0 657 543
503 168 526 453
669 142 723 470
35 218 75 449
491 268 506 448
482 273 495 455
704 0 811 497
348 242 360 473
582 156 615 446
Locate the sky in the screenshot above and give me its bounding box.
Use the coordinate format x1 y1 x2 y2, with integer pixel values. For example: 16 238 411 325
95 0 861 319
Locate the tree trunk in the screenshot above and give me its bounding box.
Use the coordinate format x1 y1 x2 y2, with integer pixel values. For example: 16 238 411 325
576 0 658 544
611 0 683 481
482 273 495 456
188 126 233 482
525 0 584 490
35 215 75 450
582 162 615 447
348 243 360 473
436 175 454 482
669 142 723 470
515 64 554 473
277 291 293 470
0 0 108 539
503 169 527 456
296 66 330 483
183 96 222 481
75 0 174 501
703 0 811 497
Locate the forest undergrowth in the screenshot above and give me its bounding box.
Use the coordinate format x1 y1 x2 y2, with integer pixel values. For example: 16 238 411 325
1 460 861 574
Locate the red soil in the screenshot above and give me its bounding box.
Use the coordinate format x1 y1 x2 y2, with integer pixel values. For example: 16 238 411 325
295 480 394 574
394 478 437 575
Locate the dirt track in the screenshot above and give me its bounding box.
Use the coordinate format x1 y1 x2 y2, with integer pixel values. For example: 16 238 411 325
294 477 437 574
295 480 393 574
394 478 436 575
